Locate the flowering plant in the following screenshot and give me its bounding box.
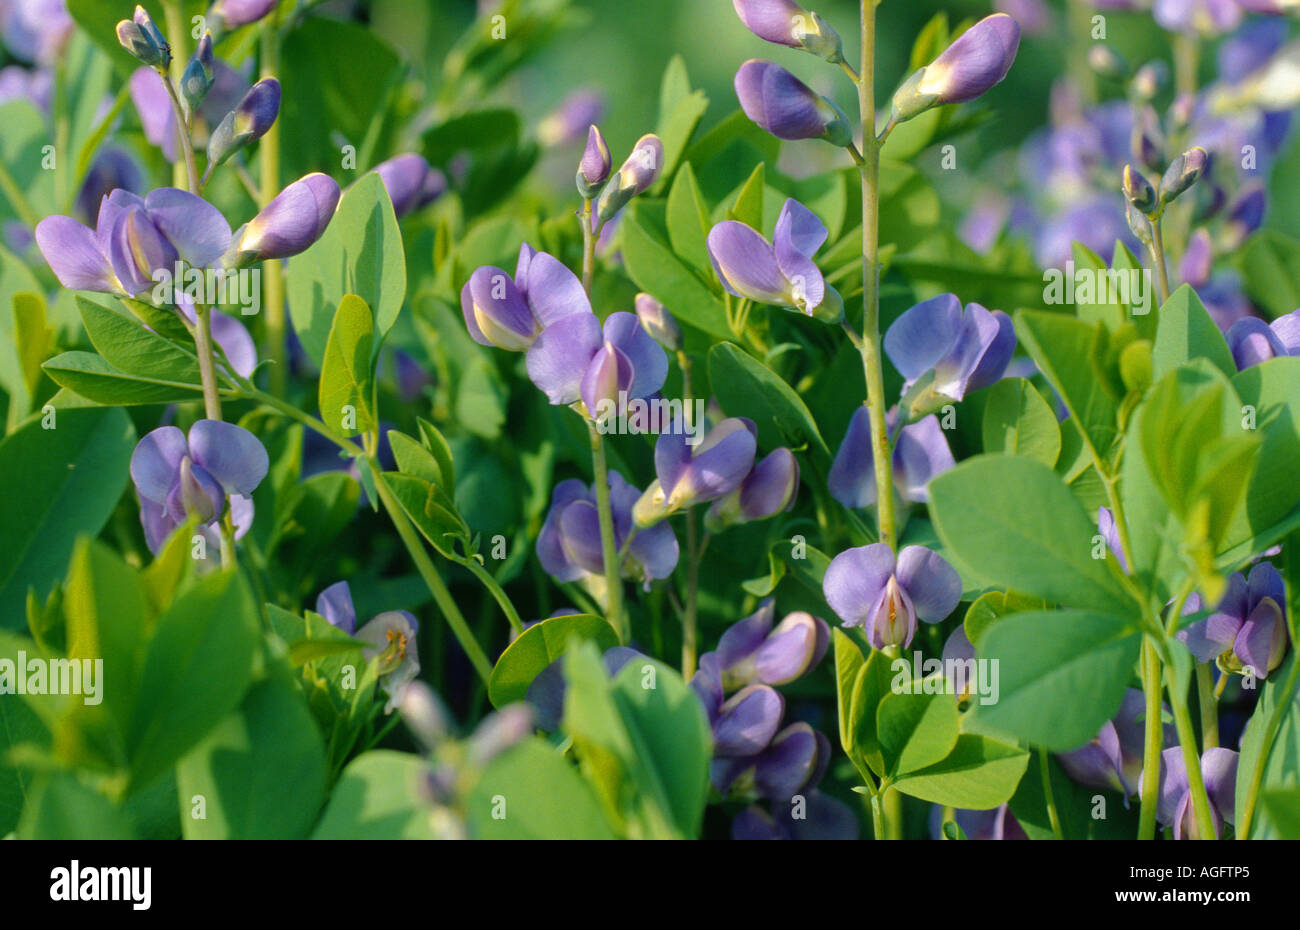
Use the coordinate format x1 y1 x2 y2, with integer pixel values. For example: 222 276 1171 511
0 0 1296 845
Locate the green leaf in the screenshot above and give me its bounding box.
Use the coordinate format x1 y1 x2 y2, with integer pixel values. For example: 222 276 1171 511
963 590 1050 648
971 610 1141 751
833 629 868 758
126 569 261 791
42 351 210 406
981 377 1062 466
724 162 765 229
287 173 406 366
176 678 328 839
666 162 713 277
17 773 135 839
929 454 1136 614
0 246 44 406
0 407 135 627
1224 358 1300 561
317 294 376 436
1151 285 1236 381
382 471 466 558
653 58 708 192
312 750 435 839
1015 310 1120 463
1238 230 1300 320
467 737 616 839
708 342 828 457
13 292 53 400
1260 789 1300 839
877 685 960 779
77 296 202 384
893 735 1030 809
489 612 617 708
621 205 730 338
1235 652 1299 838
0 635 47 834
418 417 457 497
850 650 898 776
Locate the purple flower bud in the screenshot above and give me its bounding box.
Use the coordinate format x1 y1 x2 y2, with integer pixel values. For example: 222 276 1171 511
1153 0 1242 36
373 152 445 218
712 683 785 757
714 599 829 689
579 340 635 424
462 243 592 354
731 0 807 47
316 580 357 634
117 6 169 68
576 125 611 198
594 134 664 222
1225 311 1300 370
734 59 847 142
891 14 1020 124
822 543 961 650
398 680 453 751
206 77 280 167
538 89 605 147
1088 43 1127 79
733 789 859 840
130 419 268 553
212 0 279 28
1176 563 1290 677
181 33 215 111
633 293 681 350
634 418 758 524
1180 228 1212 288
706 446 800 531
74 147 142 226
708 197 837 319
829 407 955 510
1124 164 1157 215
1098 505 1127 571
884 294 1017 413
357 609 421 713
1157 146 1207 206
237 172 340 262
1224 184 1266 246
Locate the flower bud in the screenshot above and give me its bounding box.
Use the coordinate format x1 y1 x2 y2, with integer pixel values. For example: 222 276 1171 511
212 0 278 29
1131 61 1166 101
1088 44 1127 79
399 681 452 751
1123 164 1157 215
595 134 663 223
1158 146 1207 206
890 14 1020 125
795 11 844 62
206 77 281 167
181 33 215 111
117 6 170 69
236 172 340 262
373 153 445 218
634 293 681 350
735 59 847 142
1126 202 1153 246
1223 184 1266 246
705 447 799 532
576 124 611 199
580 341 634 425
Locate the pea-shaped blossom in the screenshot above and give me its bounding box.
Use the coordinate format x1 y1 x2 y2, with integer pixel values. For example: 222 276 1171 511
823 544 962 649
633 418 758 526
890 14 1021 125
316 580 420 713
929 804 1028 840
1225 310 1300 370
373 153 446 219
1153 0 1242 36
1147 747 1238 840
708 198 839 320
537 471 679 588
207 77 281 168
575 124 611 197
1057 688 1174 797
705 446 800 532
527 309 668 415
538 89 605 148
35 188 231 296
883 293 1016 414
461 243 590 352
232 172 340 263
1177 562 1289 678
828 406 955 509
212 0 278 28
130 419 268 554
713 599 829 691
633 292 680 350
732 0 810 46
731 790 859 840
595 134 664 223
734 60 848 143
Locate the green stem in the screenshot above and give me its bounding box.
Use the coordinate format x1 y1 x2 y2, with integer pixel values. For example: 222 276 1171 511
855 0 895 551
1040 748 1065 839
1172 33 1199 100
259 21 287 398
1237 653 1300 838
1164 661 1219 839
682 518 706 679
580 199 596 295
463 557 524 634
1150 217 1172 305
1197 664 1219 749
162 1 191 191
0 159 39 229
588 422 626 641
193 304 223 420
373 470 492 684
883 786 903 840
160 71 201 196
1138 639 1163 840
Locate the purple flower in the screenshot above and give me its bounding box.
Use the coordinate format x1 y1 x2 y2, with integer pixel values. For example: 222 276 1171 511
524 643 641 732
0 64 52 110
891 14 1020 124
74 147 143 226
576 125 611 197
731 0 812 47
705 446 800 531
1223 184 1267 247
1180 228 1213 288
828 407 955 510
1177 563 1290 678
594 134 664 223
712 721 831 799
373 153 446 219
1153 0 1242 35
461 243 590 352
822 544 962 649
527 309 668 415
35 187 232 296
116 5 170 68
633 418 758 525
883 294 1016 412
716 600 829 690
315 580 420 713
707 198 838 319
212 0 278 28
130 419 268 554
538 89 605 147
734 59 847 142
2 0 73 66
931 803 1029 840
1058 688 1174 796
234 172 340 262
732 790 859 840
1149 747 1238 839
1225 310 1300 370
633 292 681 350
536 471 679 588
207 77 280 167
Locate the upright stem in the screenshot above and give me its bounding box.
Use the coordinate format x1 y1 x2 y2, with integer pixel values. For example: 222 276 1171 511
1237 654 1300 838
1040 747 1065 840
160 73 200 196
464 557 525 634
1138 640 1163 840
373 470 492 684
1149 217 1172 305
588 423 627 641
580 199 596 294
259 22 287 397
856 0 896 550
1197 664 1219 749
193 304 224 420
162 1 191 191
683 518 705 679
1164 662 1219 839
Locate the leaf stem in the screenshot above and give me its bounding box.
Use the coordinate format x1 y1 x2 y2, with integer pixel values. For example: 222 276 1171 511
462 557 524 634
1197 664 1219 749
1040 748 1065 839
193 303 224 420
259 20 287 398
1138 639 1163 840
1164 660 1219 839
